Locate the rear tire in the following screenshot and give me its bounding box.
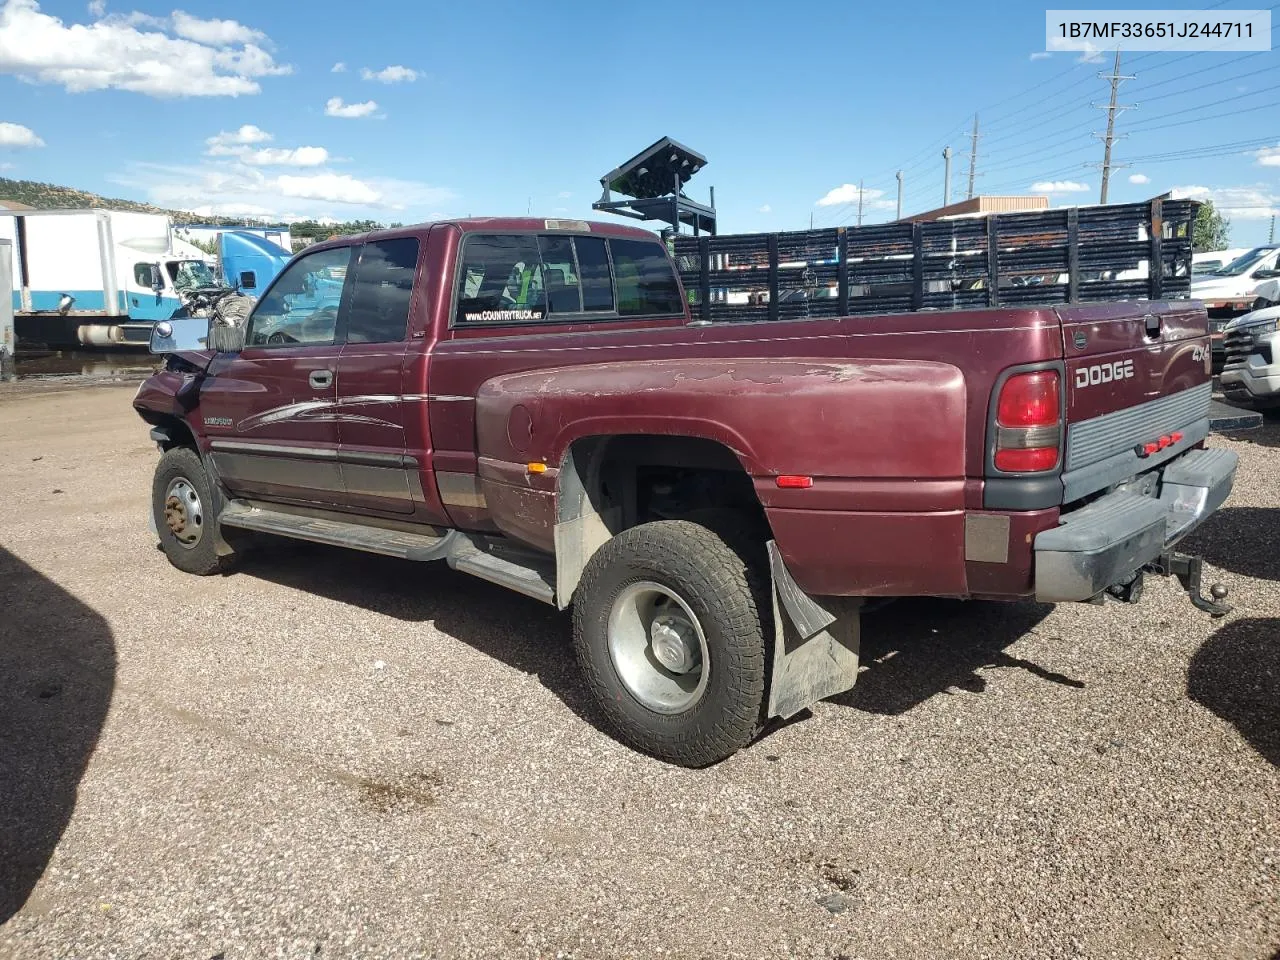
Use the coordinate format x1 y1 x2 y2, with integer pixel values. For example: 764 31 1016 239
151 446 230 576
572 520 769 767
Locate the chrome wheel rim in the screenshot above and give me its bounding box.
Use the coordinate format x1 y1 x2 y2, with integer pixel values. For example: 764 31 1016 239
607 580 709 714
163 476 203 548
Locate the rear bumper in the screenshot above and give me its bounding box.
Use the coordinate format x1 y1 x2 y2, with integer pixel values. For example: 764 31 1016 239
1034 448 1237 603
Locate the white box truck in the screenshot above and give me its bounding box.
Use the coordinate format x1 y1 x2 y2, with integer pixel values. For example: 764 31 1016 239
0 209 228 348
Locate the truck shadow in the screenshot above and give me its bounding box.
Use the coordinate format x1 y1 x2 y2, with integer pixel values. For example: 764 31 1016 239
240 544 1072 734
1215 419 1280 450
1187 617 1279 767
0 546 116 924
1179 506 1280 582
834 598 1069 715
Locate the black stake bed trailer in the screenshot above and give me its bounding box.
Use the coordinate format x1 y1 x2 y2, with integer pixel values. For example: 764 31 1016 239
672 199 1198 323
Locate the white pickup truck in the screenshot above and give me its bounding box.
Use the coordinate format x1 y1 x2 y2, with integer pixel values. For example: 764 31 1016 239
1220 305 1280 413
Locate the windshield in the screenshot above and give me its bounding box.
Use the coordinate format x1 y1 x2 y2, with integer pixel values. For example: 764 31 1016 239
1210 247 1274 277
167 259 221 291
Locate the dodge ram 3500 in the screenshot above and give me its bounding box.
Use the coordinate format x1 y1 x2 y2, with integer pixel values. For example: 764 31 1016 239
134 206 1238 767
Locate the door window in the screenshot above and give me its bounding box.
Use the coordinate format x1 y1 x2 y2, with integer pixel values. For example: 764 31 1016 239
346 238 420 343
246 246 352 347
133 262 156 287
608 238 683 316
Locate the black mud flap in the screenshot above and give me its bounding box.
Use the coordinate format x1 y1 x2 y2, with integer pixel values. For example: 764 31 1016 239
766 542 861 719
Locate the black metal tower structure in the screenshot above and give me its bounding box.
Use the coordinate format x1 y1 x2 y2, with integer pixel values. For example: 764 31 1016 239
592 136 717 236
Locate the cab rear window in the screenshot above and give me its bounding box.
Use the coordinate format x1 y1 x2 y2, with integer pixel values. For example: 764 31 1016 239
455 233 681 325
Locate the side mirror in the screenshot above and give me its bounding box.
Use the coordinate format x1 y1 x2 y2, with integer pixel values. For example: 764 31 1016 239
149 316 210 354
1255 268 1280 279
149 264 165 291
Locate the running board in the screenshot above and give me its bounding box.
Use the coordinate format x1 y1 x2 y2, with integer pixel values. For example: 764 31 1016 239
218 501 556 604
446 541 555 605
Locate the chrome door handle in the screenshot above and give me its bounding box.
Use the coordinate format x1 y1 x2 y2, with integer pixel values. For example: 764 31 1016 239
308 370 333 389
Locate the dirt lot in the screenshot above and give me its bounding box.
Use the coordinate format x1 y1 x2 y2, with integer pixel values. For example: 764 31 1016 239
0 382 1276 960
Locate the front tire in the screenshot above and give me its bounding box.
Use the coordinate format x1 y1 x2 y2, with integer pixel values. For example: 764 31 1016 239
151 446 229 576
572 520 769 767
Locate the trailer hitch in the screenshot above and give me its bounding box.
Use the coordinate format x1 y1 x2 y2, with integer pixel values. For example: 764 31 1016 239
1143 552 1231 617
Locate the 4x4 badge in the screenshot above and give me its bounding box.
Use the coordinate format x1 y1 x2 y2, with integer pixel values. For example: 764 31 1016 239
1073 331 1088 349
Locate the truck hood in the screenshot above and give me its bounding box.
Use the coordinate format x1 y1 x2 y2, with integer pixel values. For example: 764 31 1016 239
1190 274 1259 297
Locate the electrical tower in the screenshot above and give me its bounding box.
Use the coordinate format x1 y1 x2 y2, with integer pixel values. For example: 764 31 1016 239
942 146 953 206
857 178 865 226
896 170 903 221
966 114 980 200
1090 50 1135 205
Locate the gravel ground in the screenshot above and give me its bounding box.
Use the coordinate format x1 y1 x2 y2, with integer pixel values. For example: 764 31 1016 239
0 383 1276 960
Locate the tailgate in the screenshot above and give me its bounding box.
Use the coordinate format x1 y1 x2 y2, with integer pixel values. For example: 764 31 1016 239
1055 301 1213 503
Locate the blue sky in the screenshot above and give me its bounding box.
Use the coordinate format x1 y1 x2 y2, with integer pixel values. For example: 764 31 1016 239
0 0 1277 246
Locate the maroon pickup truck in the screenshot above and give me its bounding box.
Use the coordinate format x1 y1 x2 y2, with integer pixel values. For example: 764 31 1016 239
134 214 1238 766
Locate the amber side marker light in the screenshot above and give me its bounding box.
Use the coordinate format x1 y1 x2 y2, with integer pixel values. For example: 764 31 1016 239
527 462 547 474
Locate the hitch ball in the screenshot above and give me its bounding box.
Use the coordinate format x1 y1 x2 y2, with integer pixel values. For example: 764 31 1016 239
1210 583 1229 601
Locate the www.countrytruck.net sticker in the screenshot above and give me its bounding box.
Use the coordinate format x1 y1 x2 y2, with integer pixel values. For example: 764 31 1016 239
464 309 545 322
1046 10 1271 52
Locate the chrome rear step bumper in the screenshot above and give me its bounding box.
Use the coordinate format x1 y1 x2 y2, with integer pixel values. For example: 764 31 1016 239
1034 448 1238 605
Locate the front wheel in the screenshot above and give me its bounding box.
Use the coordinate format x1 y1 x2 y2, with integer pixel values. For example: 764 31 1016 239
151 446 230 575
572 520 769 767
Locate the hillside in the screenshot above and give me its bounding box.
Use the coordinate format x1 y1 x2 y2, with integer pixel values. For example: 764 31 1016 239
0 178 384 239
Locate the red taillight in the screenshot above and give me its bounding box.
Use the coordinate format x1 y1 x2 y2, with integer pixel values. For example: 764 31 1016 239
994 447 1060 472
993 370 1062 473
997 371 1060 428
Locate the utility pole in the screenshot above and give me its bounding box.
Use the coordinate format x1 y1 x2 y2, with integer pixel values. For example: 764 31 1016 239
857 179 865 226
942 146 953 206
896 170 903 221
966 114 980 200
810 211 814 230
1093 50 1135 205
1270 215 1275 244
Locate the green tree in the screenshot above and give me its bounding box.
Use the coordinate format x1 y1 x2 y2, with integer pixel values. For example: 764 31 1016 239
1193 199 1231 252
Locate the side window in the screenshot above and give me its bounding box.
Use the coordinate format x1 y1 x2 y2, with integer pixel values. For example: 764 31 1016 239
346 237 420 343
133 262 155 287
456 234 547 324
575 236 614 312
538 235 582 314
239 270 257 290
608 238 682 316
245 246 351 347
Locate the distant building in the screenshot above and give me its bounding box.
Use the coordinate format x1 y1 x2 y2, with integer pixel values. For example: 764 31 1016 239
898 195 1049 223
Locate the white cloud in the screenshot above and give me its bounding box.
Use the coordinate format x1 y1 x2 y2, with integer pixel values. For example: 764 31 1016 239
204 125 327 166
557 190 572 199
1029 51 1052 60
0 0 289 97
206 123 272 148
360 64 417 83
1175 185 1277 220
242 146 328 167
758 203 771 213
1076 47 1105 64
277 172 379 204
1172 184 1280 219
1031 180 1090 194
325 96 378 118
815 183 895 210
0 121 44 147
86 0 103 14
1128 173 1151 185
1254 144 1280 167
170 9 262 46
330 61 346 73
